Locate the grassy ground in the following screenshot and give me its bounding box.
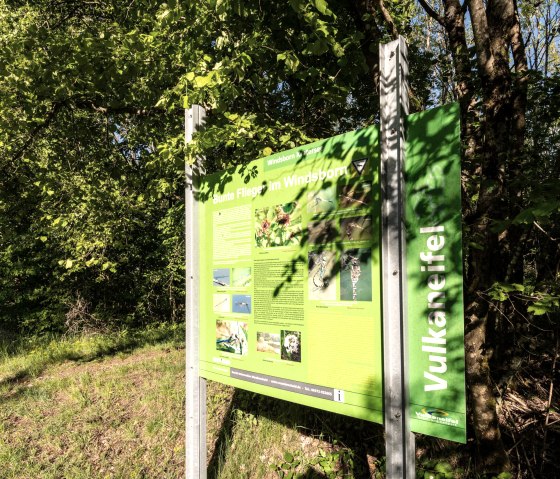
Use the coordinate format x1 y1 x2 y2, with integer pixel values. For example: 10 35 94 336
0 324 527 479
0 324 185 479
206 383 386 479
0 323 388 479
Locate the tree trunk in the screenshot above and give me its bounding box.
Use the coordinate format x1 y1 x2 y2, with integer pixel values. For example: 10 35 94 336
463 0 528 472
417 0 529 472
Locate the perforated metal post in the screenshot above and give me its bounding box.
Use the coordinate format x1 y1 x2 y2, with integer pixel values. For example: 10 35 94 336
186 105 207 479
380 37 416 479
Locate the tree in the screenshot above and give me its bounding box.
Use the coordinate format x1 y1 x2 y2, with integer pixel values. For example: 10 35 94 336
0 0 188 330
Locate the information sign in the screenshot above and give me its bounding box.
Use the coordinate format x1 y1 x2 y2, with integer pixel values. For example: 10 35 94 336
405 103 467 443
197 104 466 440
198 127 384 423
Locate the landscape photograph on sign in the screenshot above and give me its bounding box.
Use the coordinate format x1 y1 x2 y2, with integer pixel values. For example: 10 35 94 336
256 332 281 355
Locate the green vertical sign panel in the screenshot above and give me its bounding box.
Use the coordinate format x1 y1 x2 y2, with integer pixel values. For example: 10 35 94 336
198 127 384 423
405 103 467 443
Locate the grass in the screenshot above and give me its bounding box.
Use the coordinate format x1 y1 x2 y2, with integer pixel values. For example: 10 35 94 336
0 322 385 479
0 322 184 387
0 324 185 479
0 324 508 479
206 385 387 479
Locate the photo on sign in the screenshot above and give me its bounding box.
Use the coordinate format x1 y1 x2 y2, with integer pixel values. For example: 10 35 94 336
232 267 252 287
308 250 337 301
340 248 372 301
213 294 230 313
338 182 372 210
307 186 336 215
340 216 373 242
255 202 302 248
213 268 230 287
307 220 338 245
256 332 281 355
216 320 248 356
281 330 302 362
232 294 252 314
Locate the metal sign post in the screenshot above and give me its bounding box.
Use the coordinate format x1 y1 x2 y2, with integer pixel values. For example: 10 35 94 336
380 37 416 478
186 105 207 479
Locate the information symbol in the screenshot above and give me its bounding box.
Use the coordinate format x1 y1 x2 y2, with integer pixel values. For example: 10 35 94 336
334 389 345 403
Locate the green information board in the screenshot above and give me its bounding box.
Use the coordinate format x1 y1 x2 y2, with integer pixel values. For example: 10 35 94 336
405 103 467 443
197 104 466 441
198 126 384 423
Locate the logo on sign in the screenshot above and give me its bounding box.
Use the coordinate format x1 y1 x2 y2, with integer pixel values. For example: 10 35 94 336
352 157 368 175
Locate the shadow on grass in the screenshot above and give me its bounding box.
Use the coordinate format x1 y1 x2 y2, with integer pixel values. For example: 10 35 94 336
208 388 384 479
0 322 185 391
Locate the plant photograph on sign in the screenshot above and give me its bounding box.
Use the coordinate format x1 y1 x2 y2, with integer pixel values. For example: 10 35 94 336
339 181 372 210
308 250 337 300
307 219 338 245
213 268 230 287
340 249 372 302
281 330 301 362
254 202 302 248
232 267 252 287
307 186 336 214
216 320 248 355
232 294 252 314
213 293 230 313
256 332 281 355
340 216 373 242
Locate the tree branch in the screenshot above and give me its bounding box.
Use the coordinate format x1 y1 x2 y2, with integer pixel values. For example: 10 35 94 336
73 100 164 117
373 0 399 39
12 103 62 162
418 0 445 27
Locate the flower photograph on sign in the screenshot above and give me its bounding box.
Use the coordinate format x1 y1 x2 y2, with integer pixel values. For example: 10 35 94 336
254 202 302 248
281 330 302 362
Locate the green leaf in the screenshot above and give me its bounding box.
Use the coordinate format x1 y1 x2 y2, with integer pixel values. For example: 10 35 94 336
434 462 453 474
65 259 73 269
194 75 211 88
528 304 551 315
283 452 294 463
496 473 513 479
307 39 329 55
314 0 331 16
